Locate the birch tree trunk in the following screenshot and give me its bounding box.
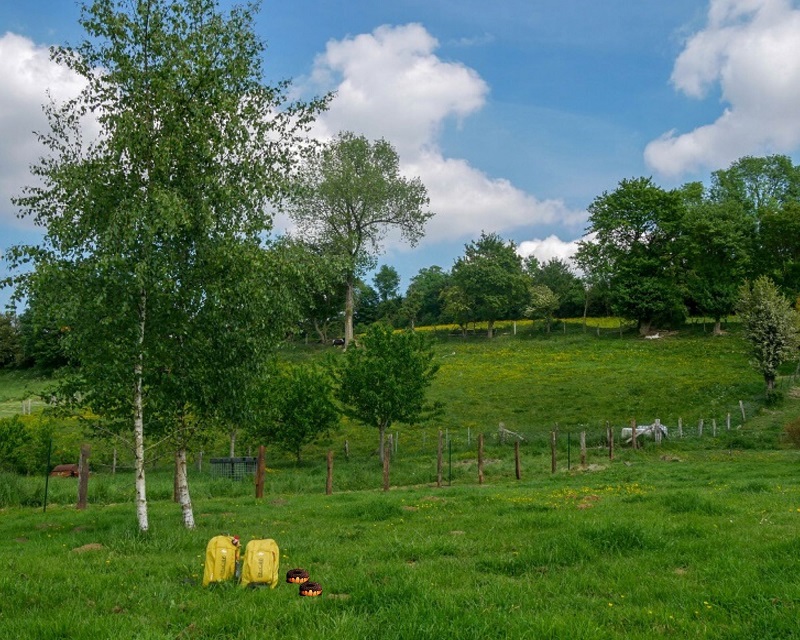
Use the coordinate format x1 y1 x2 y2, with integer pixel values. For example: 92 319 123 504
134 290 148 532
175 448 195 529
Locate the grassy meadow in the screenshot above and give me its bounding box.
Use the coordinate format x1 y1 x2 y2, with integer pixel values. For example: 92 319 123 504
1 321 800 638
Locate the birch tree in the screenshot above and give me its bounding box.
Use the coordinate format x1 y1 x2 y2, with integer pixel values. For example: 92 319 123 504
8 0 326 531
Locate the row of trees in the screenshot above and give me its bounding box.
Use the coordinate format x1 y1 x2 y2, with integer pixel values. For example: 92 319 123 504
334 155 800 339
2 0 438 532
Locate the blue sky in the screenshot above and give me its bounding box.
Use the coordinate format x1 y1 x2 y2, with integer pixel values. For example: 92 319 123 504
3 0 800 307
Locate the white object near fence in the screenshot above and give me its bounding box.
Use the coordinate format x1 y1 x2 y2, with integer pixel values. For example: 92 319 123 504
621 422 668 444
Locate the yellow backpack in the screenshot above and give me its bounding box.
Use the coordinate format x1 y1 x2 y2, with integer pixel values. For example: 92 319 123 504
240 538 280 589
202 535 240 586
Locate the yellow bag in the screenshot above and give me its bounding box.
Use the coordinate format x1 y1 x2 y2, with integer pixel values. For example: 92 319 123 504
202 535 240 586
240 538 280 589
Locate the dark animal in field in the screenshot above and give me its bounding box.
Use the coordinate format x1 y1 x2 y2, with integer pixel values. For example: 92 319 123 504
332 338 345 346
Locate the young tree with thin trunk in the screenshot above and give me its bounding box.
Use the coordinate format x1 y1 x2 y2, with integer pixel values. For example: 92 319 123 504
334 324 440 463
8 0 326 531
737 276 800 395
285 132 433 347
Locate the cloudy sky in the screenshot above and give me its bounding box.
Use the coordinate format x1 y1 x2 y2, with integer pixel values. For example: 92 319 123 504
2 0 800 303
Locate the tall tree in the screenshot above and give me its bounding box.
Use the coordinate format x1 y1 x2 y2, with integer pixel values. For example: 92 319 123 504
402 265 448 328
285 132 433 347
373 264 402 325
737 276 799 395
8 0 325 531
450 232 529 338
335 323 440 463
680 183 755 334
709 155 800 217
575 177 686 335
708 155 800 297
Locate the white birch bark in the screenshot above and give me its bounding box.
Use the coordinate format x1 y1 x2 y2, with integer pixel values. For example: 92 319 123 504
176 448 195 529
134 291 148 532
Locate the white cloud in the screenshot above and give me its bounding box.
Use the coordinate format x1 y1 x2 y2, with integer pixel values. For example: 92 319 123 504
0 32 86 227
517 235 582 267
406 151 583 244
306 23 583 244
645 0 800 177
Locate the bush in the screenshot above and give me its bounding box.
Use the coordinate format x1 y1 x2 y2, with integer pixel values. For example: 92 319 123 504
784 417 800 448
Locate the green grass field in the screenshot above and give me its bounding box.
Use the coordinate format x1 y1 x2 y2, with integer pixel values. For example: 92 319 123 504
1 448 799 639
1 323 799 638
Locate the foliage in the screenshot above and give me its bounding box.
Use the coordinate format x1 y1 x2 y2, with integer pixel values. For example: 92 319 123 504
0 414 84 475
285 131 433 346
737 276 800 393
334 323 440 460
527 258 585 318
524 284 560 332
402 265 449 329
372 264 402 325
0 313 23 368
709 155 800 297
253 363 339 462
6 0 326 531
709 154 800 217
680 184 755 331
576 177 686 334
450 232 529 338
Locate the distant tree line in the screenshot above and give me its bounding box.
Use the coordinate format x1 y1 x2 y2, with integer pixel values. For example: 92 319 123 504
302 154 800 339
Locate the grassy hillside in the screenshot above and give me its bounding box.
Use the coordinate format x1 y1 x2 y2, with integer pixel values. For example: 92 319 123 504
1 322 800 638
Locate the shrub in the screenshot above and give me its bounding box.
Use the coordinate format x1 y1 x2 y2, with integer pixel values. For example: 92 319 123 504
784 417 800 448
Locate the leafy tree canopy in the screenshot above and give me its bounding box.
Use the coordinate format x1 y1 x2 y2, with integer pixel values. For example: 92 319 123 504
334 323 440 461
285 131 433 346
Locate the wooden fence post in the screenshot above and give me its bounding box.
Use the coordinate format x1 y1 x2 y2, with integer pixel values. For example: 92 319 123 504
77 444 90 510
631 419 638 450
726 413 731 431
478 433 485 485
344 440 350 461
255 445 266 499
740 400 746 422
712 419 717 437
580 431 587 468
699 419 704 437
437 430 443 488
112 448 117 475
383 445 390 492
514 440 521 480
550 431 557 474
326 450 333 496
654 419 662 445
678 418 683 438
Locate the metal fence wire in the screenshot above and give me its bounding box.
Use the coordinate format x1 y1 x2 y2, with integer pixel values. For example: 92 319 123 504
209 457 258 480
